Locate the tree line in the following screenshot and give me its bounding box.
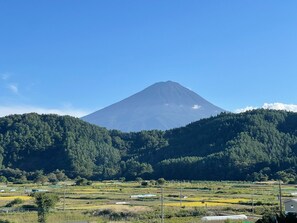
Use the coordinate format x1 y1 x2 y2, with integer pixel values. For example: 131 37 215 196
1 110 297 182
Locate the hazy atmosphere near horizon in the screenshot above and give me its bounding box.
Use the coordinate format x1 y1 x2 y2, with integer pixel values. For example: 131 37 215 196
1 1 297 117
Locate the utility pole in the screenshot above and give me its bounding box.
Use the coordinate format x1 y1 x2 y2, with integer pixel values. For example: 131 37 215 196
251 192 254 214
180 182 182 208
251 185 254 214
161 187 164 223
279 180 283 215
63 185 66 211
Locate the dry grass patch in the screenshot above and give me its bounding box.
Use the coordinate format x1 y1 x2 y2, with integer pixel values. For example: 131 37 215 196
188 197 250 203
0 195 32 201
96 204 151 213
166 197 251 207
166 201 228 207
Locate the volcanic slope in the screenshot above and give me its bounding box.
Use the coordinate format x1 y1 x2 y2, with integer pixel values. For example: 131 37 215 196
82 81 225 132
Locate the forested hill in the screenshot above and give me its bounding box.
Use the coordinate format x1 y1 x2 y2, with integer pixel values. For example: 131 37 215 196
0 113 121 179
1 110 297 182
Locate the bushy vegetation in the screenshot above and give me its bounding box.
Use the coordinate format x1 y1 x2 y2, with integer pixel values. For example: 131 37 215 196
5 198 23 207
75 177 92 186
34 193 59 223
256 212 297 223
0 220 13 223
1 110 297 181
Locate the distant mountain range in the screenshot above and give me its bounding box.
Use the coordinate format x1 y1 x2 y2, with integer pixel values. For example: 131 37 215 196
82 81 225 131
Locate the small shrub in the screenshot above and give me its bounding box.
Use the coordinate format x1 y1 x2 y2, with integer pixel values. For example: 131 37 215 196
93 209 136 220
0 220 13 223
21 204 37 211
157 178 166 185
175 207 206 217
75 178 92 186
192 207 206 216
119 177 125 182
5 198 23 207
168 194 179 198
135 177 143 182
141 181 149 187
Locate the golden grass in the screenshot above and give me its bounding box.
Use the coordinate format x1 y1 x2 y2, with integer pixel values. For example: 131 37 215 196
70 191 102 194
62 204 151 212
188 197 250 203
62 205 105 210
166 201 227 207
0 195 32 200
70 188 120 194
96 204 151 213
166 197 250 207
212 198 250 203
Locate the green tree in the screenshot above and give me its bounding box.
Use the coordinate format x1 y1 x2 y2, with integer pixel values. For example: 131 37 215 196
34 175 48 185
53 170 68 181
34 193 59 223
47 173 58 183
0 176 7 183
135 177 143 182
157 178 166 185
75 177 92 186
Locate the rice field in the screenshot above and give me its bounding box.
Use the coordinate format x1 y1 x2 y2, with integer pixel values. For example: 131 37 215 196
166 197 251 207
0 180 293 223
0 195 32 201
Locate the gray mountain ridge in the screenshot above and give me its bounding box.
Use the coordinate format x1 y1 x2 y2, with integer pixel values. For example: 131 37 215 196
82 81 225 132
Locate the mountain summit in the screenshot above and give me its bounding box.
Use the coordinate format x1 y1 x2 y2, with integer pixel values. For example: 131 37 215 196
82 81 225 132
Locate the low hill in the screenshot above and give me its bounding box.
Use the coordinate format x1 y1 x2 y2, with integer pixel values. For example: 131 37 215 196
153 109 297 181
1 110 297 182
0 113 120 178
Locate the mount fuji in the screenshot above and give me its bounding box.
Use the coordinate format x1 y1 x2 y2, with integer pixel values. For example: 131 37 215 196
82 81 225 132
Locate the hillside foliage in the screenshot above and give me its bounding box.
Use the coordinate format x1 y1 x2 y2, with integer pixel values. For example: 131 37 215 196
1 110 297 182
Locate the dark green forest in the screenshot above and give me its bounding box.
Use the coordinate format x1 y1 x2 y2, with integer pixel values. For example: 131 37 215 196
1 109 297 183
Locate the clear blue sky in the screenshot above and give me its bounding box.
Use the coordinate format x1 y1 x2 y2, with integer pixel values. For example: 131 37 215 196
1 0 297 117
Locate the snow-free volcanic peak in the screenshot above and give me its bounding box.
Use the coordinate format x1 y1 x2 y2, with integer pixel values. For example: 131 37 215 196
82 81 225 132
